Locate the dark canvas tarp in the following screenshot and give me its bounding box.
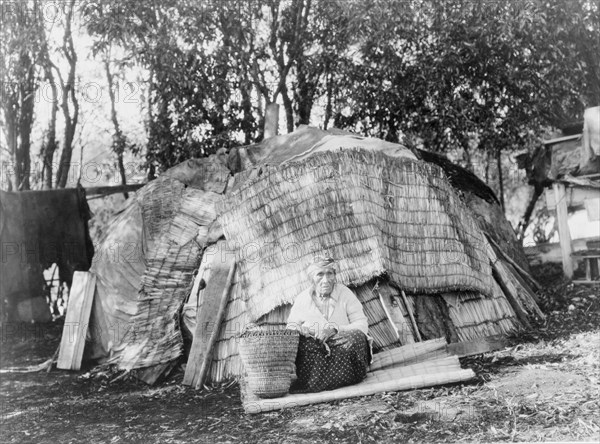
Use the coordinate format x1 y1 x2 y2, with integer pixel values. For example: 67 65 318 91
0 187 93 321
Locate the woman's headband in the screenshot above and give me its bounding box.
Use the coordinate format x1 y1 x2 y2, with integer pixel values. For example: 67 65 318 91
306 256 336 277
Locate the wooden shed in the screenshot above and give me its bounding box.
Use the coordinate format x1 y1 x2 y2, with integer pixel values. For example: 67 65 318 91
520 106 600 282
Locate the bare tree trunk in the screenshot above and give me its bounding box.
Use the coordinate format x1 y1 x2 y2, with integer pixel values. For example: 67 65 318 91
1 2 43 191
240 79 255 144
323 72 333 130
496 148 505 213
4 110 18 191
55 0 79 189
41 85 58 189
517 184 543 241
281 85 295 133
485 153 490 184
15 59 36 191
294 58 317 126
105 58 129 199
462 141 472 172
145 68 157 181
40 40 58 189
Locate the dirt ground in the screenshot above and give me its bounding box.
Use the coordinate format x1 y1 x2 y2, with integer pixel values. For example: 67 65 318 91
1 264 599 443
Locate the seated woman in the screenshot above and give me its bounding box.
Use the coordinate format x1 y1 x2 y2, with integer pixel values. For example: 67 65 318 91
286 256 371 393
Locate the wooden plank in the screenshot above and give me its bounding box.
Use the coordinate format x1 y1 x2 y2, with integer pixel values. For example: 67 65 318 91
585 197 600 221
491 262 531 329
487 236 541 291
525 237 598 265
446 335 507 358
553 182 574 278
504 262 540 305
85 183 145 197
591 258 600 279
377 286 415 345
542 134 581 145
57 271 96 370
486 237 545 323
400 290 422 341
183 258 236 388
263 103 280 139
571 249 600 258
586 258 592 281
572 278 600 285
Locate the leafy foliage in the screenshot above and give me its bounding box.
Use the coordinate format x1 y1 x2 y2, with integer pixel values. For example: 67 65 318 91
334 0 599 156
83 0 262 172
80 0 598 172
1 0 83 190
0 0 45 190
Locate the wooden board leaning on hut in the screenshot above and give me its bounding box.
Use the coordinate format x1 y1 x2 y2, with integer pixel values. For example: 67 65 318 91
57 271 96 371
183 257 236 389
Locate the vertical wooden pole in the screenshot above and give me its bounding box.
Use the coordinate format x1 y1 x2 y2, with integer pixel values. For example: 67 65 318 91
400 290 422 342
264 103 280 139
553 182 573 278
377 286 415 345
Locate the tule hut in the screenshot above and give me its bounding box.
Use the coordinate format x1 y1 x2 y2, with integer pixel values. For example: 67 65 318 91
85 126 543 383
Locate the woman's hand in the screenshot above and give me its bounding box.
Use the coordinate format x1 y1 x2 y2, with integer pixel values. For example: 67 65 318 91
316 327 337 342
300 325 314 337
329 331 353 350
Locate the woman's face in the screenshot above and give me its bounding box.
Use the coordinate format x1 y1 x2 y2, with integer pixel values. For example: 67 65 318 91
311 267 336 296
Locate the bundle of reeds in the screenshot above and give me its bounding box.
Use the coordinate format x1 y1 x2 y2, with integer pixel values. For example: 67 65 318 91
443 287 518 342
369 338 448 372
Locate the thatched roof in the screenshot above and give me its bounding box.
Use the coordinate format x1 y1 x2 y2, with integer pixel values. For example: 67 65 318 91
219 149 494 321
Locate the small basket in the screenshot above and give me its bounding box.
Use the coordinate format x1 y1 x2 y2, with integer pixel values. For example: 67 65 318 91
238 329 300 398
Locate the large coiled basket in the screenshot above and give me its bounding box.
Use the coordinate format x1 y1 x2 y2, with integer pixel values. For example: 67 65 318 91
238 329 300 398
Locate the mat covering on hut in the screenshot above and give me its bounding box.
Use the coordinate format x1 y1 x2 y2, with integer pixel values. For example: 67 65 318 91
87 158 230 371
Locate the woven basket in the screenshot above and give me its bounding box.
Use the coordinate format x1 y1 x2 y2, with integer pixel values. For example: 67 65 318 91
238 329 300 398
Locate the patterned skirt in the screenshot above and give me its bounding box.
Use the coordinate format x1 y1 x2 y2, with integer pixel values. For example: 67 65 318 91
290 330 371 393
